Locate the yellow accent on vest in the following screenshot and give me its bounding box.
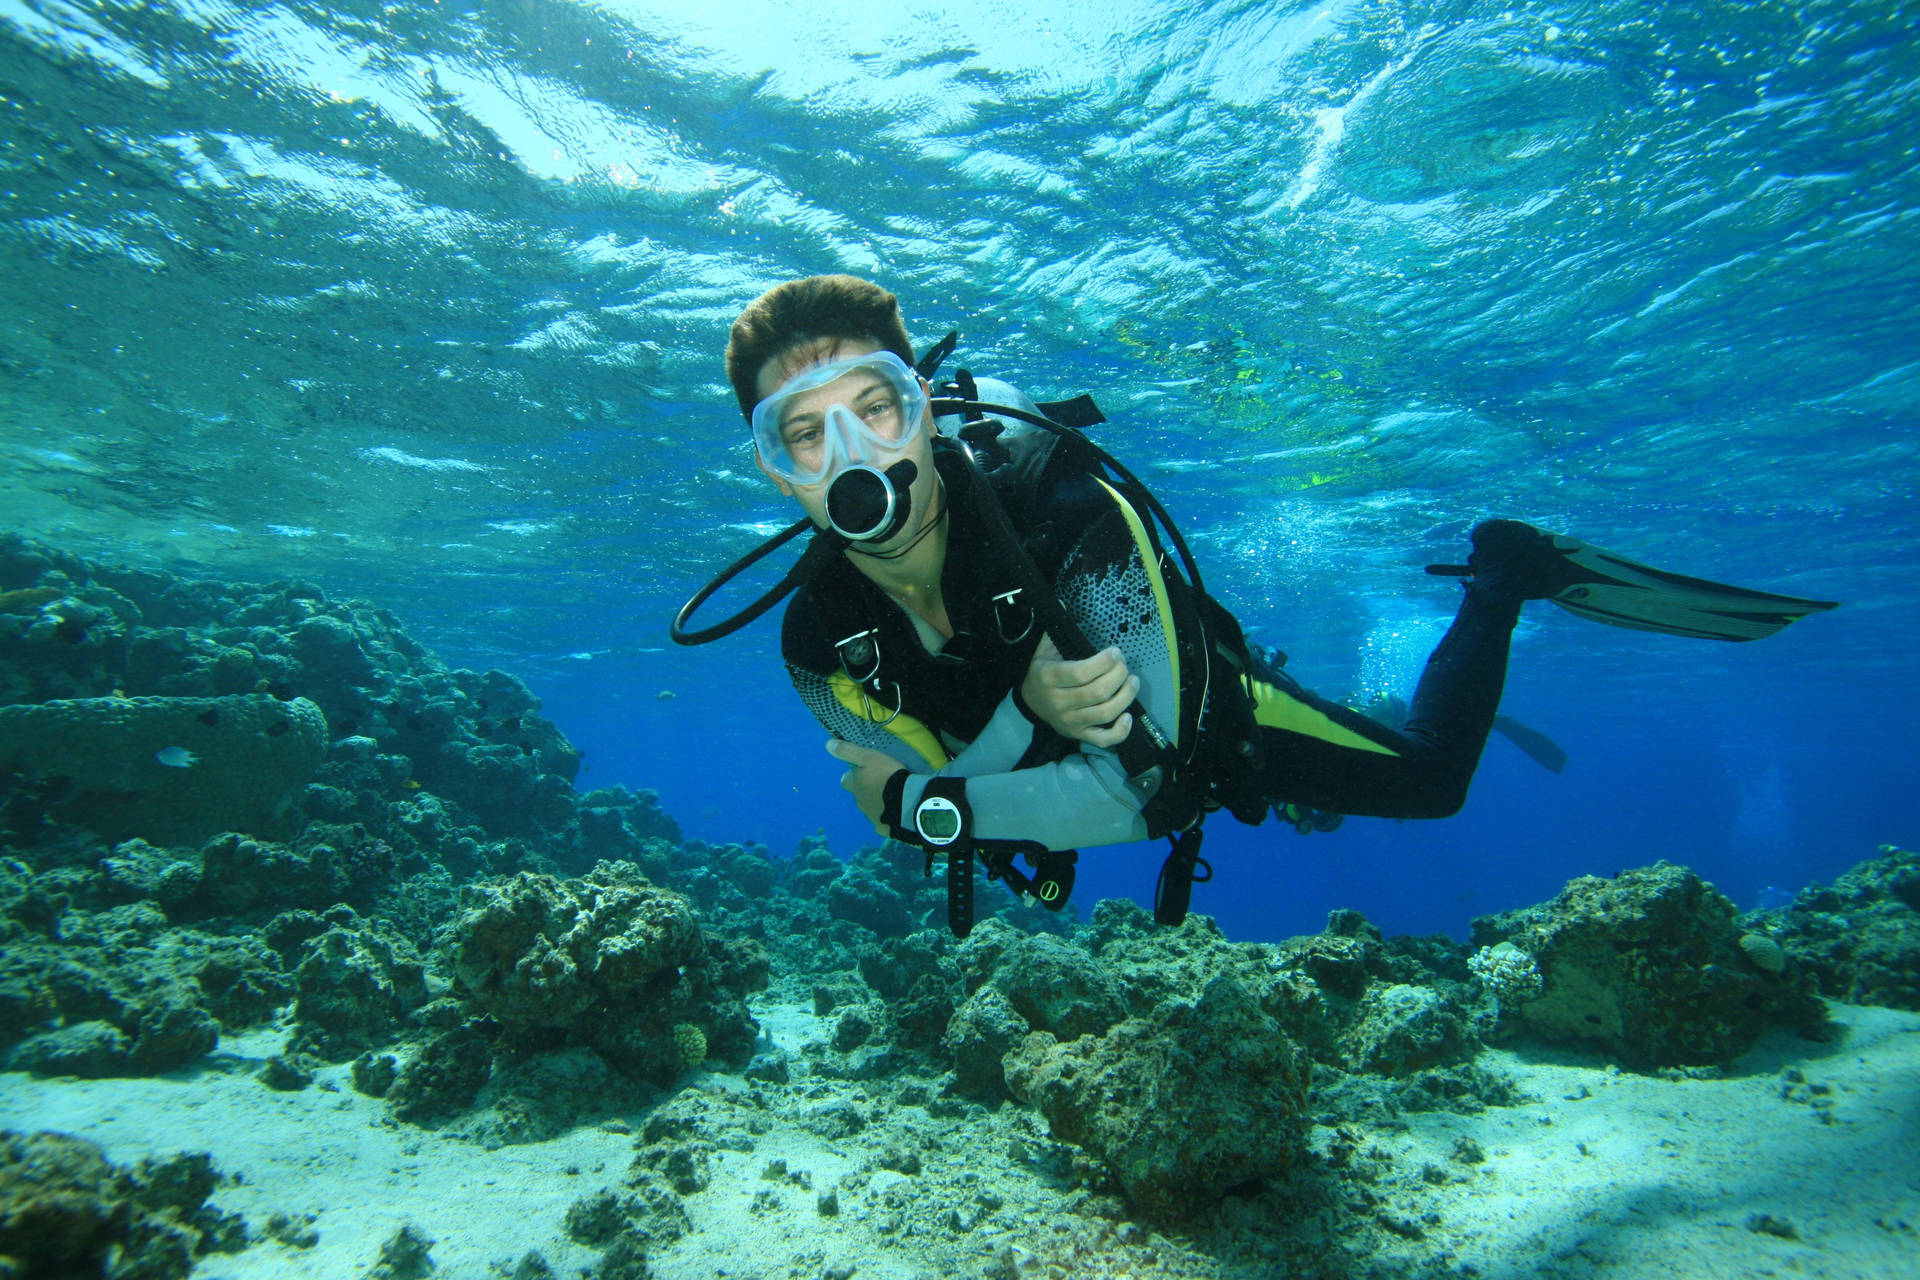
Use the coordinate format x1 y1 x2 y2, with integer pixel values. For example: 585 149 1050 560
1244 677 1400 756
827 670 951 769
1092 477 1180 716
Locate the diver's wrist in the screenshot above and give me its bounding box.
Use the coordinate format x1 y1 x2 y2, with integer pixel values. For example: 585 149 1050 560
880 769 912 831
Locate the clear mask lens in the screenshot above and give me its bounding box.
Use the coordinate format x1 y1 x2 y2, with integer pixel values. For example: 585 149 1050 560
751 351 928 486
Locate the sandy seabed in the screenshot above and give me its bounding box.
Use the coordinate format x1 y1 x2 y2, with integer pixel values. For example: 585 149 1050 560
5 1000 1918 1280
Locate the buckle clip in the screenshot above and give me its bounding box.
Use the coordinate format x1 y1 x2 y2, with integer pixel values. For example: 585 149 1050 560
991 588 1034 644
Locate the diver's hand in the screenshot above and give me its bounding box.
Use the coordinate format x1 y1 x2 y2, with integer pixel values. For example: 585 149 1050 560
1021 634 1139 748
826 739 904 834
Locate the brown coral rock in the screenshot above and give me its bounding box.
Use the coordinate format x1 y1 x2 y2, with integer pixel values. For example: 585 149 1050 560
447 865 702 1028
0 693 326 843
1471 861 1826 1069
1004 975 1312 1220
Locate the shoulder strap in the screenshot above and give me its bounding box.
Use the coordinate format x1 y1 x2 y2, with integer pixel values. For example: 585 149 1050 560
939 437 1191 814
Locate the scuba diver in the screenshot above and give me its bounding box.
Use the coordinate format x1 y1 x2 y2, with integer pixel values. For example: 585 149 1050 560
674 275 1836 936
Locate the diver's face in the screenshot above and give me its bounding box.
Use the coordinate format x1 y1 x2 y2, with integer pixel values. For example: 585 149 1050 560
752 339 939 545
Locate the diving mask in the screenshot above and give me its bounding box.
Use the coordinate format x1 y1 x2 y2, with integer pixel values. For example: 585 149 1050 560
750 349 930 487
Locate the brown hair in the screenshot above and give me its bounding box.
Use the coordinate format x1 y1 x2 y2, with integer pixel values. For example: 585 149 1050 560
724 275 915 420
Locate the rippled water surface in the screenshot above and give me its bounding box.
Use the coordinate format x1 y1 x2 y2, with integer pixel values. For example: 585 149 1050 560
3 0 1915 936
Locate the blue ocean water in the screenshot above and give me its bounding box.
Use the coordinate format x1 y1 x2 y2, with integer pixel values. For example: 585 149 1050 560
2 0 1914 944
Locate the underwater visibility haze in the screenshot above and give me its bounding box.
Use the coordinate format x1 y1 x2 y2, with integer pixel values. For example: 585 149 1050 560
6 3 1920 1279
2 0 1917 932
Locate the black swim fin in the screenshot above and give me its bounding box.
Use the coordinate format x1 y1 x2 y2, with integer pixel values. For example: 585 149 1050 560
1491 713 1567 774
1429 523 1839 642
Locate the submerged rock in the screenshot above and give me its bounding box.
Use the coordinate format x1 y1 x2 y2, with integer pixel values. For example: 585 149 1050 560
0 1131 246 1280
1004 974 1312 1219
290 918 432 1060
447 864 704 1031
0 693 326 844
1343 982 1473 1076
1471 861 1828 1068
1766 845 1920 1011
0 890 287 1077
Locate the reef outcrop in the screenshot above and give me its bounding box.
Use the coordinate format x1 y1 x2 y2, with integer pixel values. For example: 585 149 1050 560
0 694 326 844
1764 844 1920 1010
0 1131 246 1280
1004 974 1312 1220
1470 861 1828 1068
0 536 744 1119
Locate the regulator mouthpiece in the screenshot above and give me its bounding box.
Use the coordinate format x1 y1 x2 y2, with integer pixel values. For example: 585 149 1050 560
826 459 917 542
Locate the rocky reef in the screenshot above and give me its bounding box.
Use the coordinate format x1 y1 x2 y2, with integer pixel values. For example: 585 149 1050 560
0 1130 246 1279
3 534 1916 1274
1761 845 1920 1011
1468 861 1830 1069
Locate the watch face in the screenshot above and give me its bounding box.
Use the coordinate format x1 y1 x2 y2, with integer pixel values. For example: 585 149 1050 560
917 795 962 845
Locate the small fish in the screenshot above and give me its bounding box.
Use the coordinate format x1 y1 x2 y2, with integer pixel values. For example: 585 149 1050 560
155 747 197 768
404 779 422 790
656 689 676 701
0 587 62 614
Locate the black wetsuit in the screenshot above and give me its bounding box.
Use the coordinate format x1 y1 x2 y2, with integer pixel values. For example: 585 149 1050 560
781 419 1520 852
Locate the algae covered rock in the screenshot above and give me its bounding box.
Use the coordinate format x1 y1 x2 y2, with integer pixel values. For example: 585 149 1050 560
0 693 326 844
1762 845 1920 1011
290 919 431 1060
1342 982 1473 1075
997 934 1128 1039
402 861 764 1133
1471 861 1827 1068
1004 974 1312 1219
942 986 1030 1101
1082 899 1260 1015
0 1131 246 1280
446 863 703 1029
7 1021 132 1078
0 897 286 1077
388 1019 498 1128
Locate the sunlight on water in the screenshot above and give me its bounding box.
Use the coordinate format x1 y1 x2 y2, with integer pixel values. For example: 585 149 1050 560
0 0 1913 892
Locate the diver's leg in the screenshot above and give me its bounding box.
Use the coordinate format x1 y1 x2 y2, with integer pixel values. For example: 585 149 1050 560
1247 578 1523 821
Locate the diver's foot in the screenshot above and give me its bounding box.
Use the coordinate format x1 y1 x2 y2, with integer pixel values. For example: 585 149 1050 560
1466 519 1576 602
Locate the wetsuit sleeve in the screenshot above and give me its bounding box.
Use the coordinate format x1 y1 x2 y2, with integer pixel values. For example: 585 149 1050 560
928 691 1040 777
895 478 1179 851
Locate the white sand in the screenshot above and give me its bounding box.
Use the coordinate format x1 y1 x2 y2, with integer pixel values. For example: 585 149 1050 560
4 1001 1917 1279
1377 1004 1920 1279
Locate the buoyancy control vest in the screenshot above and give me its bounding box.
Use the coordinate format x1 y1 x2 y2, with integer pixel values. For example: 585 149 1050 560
924 369 1274 927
